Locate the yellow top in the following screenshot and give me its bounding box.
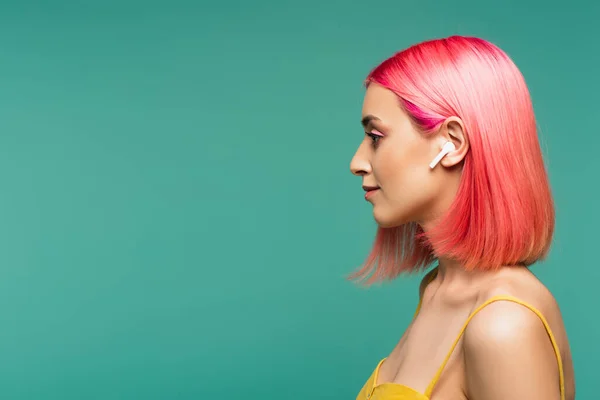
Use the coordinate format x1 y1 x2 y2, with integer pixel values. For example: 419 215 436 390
355 273 566 400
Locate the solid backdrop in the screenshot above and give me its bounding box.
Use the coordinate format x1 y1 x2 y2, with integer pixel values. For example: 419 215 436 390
0 0 596 399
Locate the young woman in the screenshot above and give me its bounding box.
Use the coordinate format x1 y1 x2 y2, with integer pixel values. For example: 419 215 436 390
349 36 575 400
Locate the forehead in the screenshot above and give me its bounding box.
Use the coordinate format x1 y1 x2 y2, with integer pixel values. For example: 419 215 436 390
362 83 403 118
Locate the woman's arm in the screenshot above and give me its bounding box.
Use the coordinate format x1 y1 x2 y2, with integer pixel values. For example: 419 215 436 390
463 300 562 400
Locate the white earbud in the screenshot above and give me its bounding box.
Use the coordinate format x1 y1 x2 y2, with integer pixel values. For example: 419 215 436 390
429 141 456 169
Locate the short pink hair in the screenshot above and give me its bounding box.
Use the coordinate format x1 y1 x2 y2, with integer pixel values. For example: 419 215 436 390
349 36 555 284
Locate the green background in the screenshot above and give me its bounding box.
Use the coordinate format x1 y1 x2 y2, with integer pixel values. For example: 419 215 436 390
0 0 596 398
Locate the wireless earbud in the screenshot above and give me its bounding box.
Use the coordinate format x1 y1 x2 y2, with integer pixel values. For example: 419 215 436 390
429 141 456 169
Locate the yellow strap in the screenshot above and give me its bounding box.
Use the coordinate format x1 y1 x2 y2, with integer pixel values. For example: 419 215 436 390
412 297 423 319
412 268 438 319
423 295 565 400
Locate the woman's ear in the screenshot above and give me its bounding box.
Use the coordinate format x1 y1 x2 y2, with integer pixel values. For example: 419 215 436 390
439 116 469 168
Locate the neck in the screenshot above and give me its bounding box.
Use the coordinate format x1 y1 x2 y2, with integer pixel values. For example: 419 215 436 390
418 216 489 287
434 256 491 288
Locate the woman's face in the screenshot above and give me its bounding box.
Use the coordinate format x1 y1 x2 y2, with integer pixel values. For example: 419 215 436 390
350 83 456 228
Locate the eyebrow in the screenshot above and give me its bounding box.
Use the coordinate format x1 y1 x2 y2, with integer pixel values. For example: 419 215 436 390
361 114 381 128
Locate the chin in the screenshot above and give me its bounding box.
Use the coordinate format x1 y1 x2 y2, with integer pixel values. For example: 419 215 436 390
372 208 408 229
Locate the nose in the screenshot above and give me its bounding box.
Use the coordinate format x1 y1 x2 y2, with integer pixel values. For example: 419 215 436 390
350 143 371 176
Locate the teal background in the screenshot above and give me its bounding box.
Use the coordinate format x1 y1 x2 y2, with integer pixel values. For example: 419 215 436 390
0 1 596 398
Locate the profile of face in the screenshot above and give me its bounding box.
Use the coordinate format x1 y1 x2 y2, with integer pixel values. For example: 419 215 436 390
350 83 469 229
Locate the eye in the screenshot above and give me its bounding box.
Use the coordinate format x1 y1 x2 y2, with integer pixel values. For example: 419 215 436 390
365 130 384 145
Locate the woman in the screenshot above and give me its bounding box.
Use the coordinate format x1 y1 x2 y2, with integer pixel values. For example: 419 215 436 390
349 36 575 400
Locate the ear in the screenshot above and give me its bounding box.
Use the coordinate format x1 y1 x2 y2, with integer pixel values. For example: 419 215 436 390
438 116 469 168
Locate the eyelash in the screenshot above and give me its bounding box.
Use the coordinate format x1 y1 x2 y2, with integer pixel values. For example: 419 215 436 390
366 131 383 145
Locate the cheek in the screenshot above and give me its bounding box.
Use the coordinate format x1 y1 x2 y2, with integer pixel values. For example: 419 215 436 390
371 145 438 225
373 145 423 187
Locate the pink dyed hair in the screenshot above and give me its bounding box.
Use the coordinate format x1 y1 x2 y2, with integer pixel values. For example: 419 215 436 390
349 36 555 285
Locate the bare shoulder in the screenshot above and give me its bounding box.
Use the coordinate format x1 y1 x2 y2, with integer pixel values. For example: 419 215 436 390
479 267 562 319
462 267 574 400
465 267 560 350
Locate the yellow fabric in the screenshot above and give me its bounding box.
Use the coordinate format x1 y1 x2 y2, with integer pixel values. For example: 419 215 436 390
355 275 566 400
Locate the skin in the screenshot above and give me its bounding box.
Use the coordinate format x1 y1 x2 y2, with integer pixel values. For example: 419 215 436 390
350 83 575 400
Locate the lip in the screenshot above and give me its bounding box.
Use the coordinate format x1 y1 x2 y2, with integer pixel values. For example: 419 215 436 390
362 185 379 192
363 185 380 200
